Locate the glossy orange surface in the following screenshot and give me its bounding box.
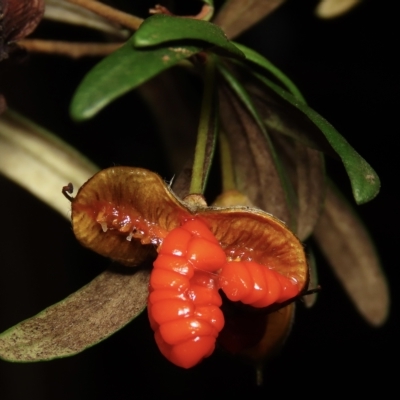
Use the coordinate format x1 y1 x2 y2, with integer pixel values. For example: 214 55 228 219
148 218 302 368
148 219 224 368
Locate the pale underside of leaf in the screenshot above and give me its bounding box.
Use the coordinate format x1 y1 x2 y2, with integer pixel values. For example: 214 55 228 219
0 268 150 362
218 83 293 227
44 0 129 39
315 0 362 19
313 183 389 326
0 110 99 218
269 132 326 241
213 0 285 39
294 144 326 241
219 69 297 220
248 80 326 240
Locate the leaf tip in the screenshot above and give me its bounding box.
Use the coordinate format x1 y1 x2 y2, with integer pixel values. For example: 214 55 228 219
69 96 98 123
353 170 381 205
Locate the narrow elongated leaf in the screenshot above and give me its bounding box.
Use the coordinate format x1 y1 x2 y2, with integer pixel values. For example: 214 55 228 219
0 110 98 217
313 183 389 326
315 0 362 19
132 14 244 59
248 84 335 156
253 72 380 204
295 143 326 240
218 85 293 227
247 81 326 239
247 78 343 193
212 0 285 39
270 131 326 241
0 268 150 361
218 65 297 228
44 0 129 38
70 41 201 121
233 43 306 103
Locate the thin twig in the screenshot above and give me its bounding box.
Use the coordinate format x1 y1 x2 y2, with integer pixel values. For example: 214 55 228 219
67 0 143 30
19 39 122 58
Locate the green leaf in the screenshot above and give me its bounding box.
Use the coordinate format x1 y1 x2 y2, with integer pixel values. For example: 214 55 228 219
246 82 336 156
314 182 389 326
232 42 306 103
0 268 149 362
218 64 297 229
246 81 326 239
253 72 380 204
132 14 244 60
70 41 202 121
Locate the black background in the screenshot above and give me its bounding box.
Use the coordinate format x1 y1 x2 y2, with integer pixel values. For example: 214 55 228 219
0 0 398 398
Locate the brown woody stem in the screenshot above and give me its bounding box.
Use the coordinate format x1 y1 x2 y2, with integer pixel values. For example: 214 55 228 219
19 39 122 58
67 0 143 30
